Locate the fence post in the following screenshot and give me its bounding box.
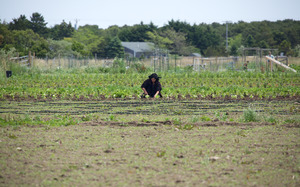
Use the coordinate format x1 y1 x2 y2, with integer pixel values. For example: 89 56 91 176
28 51 31 66
58 53 61 68
175 55 177 72
33 52 35 67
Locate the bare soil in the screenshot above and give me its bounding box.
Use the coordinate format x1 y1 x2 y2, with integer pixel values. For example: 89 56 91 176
0 120 299 186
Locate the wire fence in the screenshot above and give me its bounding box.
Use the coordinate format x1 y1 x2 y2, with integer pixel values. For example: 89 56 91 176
4 55 300 73
30 56 248 71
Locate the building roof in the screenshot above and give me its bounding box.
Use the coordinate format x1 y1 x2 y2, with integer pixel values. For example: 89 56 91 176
121 42 154 52
191 53 202 57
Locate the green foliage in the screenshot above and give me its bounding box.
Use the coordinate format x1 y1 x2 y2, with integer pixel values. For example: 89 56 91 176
0 114 79 126
243 107 258 122
200 116 211 121
264 116 277 123
229 34 243 56
50 20 74 40
105 37 124 58
146 30 172 49
2 14 300 58
8 15 31 31
72 25 105 56
46 39 76 58
71 41 90 57
29 12 48 37
279 40 292 56
215 112 228 121
180 124 194 130
156 150 166 157
289 64 300 71
1 70 299 101
11 29 49 57
112 58 126 73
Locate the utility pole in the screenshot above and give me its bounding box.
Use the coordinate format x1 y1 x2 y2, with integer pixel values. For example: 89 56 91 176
224 21 232 51
74 19 79 30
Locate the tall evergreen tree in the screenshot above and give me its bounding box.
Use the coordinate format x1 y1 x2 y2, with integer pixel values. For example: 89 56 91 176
8 15 30 30
50 20 74 40
105 37 124 58
30 12 48 37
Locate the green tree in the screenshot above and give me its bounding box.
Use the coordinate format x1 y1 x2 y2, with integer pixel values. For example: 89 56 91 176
160 28 197 55
72 25 104 56
30 12 48 37
258 40 269 48
8 15 30 31
105 37 124 58
146 30 173 50
46 39 76 58
273 31 287 46
50 20 74 40
189 25 221 55
12 29 48 57
118 22 155 42
229 34 242 55
71 41 90 57
0 22 13 49
245 35 255 47
279 40 292 56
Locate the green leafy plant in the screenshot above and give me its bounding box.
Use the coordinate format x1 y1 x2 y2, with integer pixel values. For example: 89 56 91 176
156 151 166 158
200 116 211 121
243 107 258 122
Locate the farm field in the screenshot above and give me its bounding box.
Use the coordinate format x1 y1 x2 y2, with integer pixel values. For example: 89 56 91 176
0 99 300 186
1 71 300 100
0 69 300 186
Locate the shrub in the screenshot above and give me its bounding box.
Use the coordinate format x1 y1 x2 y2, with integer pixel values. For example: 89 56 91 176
243 107 258 122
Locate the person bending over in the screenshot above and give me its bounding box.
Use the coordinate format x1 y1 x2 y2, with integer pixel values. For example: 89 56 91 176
141 73 162 98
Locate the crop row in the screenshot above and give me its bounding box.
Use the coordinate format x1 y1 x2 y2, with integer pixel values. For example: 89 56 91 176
1 71 299 100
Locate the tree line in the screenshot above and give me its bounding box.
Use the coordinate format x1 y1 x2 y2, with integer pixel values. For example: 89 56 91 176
0 12 299 58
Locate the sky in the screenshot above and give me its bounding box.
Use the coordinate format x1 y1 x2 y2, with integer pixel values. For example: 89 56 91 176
1 0 300 29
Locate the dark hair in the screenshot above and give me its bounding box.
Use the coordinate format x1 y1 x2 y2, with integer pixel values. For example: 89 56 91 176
149 73 161 80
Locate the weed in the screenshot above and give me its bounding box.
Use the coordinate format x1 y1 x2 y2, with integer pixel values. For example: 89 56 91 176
215 111 228 121
174 110 184 115
264 116 277 123
243 107 258 122
119 122 128 127
8 133 17 139
190 116 199 123
200 116 211 121
157 151 166 158
81 114 93 121
244 148 252 155
172 118 182 125
236 130 247 137
107 115 116 121
182 124 194 130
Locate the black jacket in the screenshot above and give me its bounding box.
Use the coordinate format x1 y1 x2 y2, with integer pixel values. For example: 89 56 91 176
141 79 162 97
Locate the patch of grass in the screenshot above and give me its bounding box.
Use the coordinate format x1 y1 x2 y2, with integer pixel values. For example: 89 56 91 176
200 115 211 121
0 114 79 126
172 117 182 125
81 114 93 121
190 116 200 123
264 115 277 123
243 107 258 122
177 123 194 130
